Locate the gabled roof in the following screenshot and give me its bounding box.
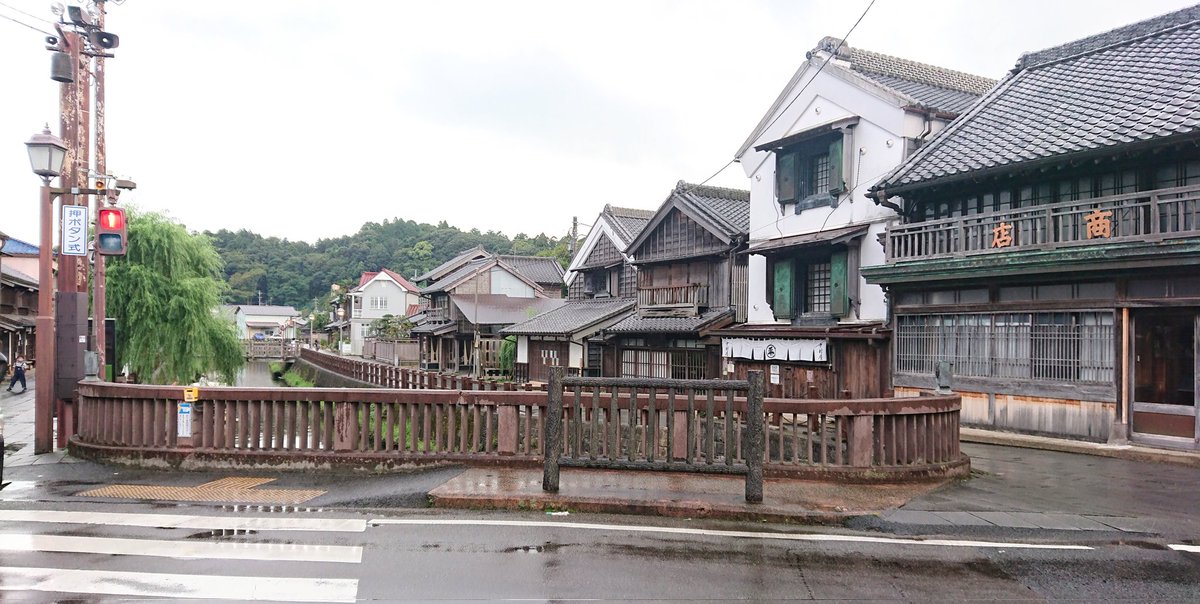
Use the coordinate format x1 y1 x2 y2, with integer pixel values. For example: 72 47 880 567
495 255 565 286
626 181 751 254
1 263 38 288
449 294 566 326
603 205 655 246
414 245 490 283
352 268 419 293
239 304 299 317
737 37 995 159
872 5 1200 196
420 257 547 296
501 298 636 336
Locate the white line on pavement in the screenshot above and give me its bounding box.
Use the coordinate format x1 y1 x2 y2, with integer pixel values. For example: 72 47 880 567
0 509 367 532
0 533 362 563
1169 544 1200 553
0 567 358 602
369 518 1094 550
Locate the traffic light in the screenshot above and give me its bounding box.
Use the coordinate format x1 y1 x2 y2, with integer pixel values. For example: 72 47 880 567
95 206 128 255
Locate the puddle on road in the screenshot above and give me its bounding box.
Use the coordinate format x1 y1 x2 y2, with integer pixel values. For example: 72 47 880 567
503 542 569 554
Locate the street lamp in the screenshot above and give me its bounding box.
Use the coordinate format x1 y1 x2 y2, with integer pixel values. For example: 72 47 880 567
25 126 67 455
336 306 346 354
307 313 315 349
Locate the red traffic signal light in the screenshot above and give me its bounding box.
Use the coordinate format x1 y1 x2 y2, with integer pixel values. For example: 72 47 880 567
96 207 128 255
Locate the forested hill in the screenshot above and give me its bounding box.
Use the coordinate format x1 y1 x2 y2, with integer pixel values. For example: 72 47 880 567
206 218 573 310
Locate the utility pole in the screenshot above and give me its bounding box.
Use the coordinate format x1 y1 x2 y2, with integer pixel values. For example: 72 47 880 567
92 0 109 378
569 216 578 255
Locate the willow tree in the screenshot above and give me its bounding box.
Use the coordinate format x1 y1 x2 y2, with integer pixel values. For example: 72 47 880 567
106 211 243 384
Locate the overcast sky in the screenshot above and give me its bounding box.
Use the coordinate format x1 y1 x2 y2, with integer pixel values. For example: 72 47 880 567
1 0 1195 246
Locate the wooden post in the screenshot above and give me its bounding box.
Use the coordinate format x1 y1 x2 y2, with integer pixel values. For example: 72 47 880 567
498 405 518 455
744 370 764 504
847 415 873 467
543 366 564 492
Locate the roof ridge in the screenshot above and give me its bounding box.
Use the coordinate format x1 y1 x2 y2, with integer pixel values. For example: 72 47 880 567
674 180 751 202
604 204 656 218
1017 5 1200 70
845 46 997 95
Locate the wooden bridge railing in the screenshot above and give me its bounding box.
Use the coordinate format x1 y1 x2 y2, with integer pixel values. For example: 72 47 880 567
72 377 963 480
300 348 542 391
243 339 299 359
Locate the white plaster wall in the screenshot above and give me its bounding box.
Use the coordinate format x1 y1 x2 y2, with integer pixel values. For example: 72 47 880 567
359 279 416 320
569 341 584 370
491 268 537 298
516 336 529 364
738 63 934 325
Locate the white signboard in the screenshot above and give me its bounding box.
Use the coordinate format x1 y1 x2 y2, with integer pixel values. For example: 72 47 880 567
721 337 827 363
61 205 88 256
177 402 192 437
770 364 780 385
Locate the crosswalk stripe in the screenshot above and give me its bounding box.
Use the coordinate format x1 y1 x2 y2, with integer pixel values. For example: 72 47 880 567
0 509 366 532
0 567 358 603
0 533 362 563
1170 544 1200 553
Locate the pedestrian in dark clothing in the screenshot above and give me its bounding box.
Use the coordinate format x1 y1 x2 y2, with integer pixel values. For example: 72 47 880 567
7 355 27 393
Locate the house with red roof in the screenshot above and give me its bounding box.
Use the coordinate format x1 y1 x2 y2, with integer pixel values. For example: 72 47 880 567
346 268 421 355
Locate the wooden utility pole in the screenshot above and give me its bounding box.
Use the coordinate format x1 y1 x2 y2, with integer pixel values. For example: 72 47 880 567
93 0 109 376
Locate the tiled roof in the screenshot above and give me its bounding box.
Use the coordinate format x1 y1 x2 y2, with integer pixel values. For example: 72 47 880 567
414 245 489 283
239 304 299 317
1 237 38 256
449 294 566 326
604 205 655 246
420 258 491 294
501 298 635 336
496 255 565 285
672 181 751 240
353 268 419 293
873 6 1200 194
853 71 984 115
606 307 734 334
836 40 996 97
1 264 38 287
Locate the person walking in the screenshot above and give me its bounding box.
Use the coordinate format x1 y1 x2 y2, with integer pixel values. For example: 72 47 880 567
7 355 27 393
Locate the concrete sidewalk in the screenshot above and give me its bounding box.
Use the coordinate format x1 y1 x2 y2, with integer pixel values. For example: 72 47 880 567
1 375 78 468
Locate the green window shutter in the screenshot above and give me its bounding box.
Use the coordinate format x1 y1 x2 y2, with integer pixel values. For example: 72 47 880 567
830 250 849 316
772 260 793 319
776 152 796 204
828 137 845 197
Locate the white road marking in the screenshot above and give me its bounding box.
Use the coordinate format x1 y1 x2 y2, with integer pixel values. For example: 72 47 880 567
0 567 358 602
1169 544 1200 553
0 533 362 563
0 509 367 532
370 518 1094 550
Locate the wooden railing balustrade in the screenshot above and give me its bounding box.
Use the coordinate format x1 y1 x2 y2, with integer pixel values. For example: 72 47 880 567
637 284 709 310
242 339 300 359
885 184 1200 263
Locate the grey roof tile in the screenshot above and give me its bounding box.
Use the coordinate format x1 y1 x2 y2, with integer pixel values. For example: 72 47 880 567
672 181 751 240
496 255 565 285
501 298 635 336
420 258 491 294
874 7 1200 193
414 245 489 283
606 307 734 334
604 205 655 246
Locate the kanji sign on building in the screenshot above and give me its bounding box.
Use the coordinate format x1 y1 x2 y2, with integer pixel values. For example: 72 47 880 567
1084 208 1114 239
991 222 1014 248
61 205 88 256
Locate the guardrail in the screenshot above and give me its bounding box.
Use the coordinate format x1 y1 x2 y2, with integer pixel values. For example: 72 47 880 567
71 376 964 481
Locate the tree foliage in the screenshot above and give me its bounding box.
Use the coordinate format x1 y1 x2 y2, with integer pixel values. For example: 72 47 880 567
107 211 244 384
369 314 413 340
206 218 579 312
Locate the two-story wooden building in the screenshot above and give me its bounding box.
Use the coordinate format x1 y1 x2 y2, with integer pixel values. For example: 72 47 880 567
864 5 1200 450
504 205 653 382
1 239 39 364
411 253 564 373
719 36 994 399
605 182 749 379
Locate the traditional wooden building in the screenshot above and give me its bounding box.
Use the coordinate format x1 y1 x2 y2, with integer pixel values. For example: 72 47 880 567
604 182 749 379
411 254 564 373
1 252 39 364
504 205 652 382
719 36 994 399
864 6 1200 449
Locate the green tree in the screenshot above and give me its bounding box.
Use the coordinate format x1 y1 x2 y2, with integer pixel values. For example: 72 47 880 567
107 211 244 384
369 314 413 340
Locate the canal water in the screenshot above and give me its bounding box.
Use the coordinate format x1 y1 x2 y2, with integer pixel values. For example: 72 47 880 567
234 360 278 387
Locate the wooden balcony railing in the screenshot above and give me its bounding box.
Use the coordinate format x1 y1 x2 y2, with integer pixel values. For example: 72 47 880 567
425 307 450 322
885 184 1200 263
637 284 709 314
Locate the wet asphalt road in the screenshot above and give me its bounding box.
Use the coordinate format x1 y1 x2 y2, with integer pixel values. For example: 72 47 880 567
4 436 1200 601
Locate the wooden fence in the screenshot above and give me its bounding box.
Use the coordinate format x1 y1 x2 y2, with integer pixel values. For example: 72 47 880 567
361 339 420 367
300 348 538 391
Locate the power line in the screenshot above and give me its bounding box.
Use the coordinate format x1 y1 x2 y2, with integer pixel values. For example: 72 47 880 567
0 1 53 24
684 0 876 197
0 11 52 35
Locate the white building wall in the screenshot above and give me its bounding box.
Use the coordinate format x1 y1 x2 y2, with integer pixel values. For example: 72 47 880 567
516 336 529 364
491 267 537 298
359 278 418 321
569 341 584 370
739 64 942 325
